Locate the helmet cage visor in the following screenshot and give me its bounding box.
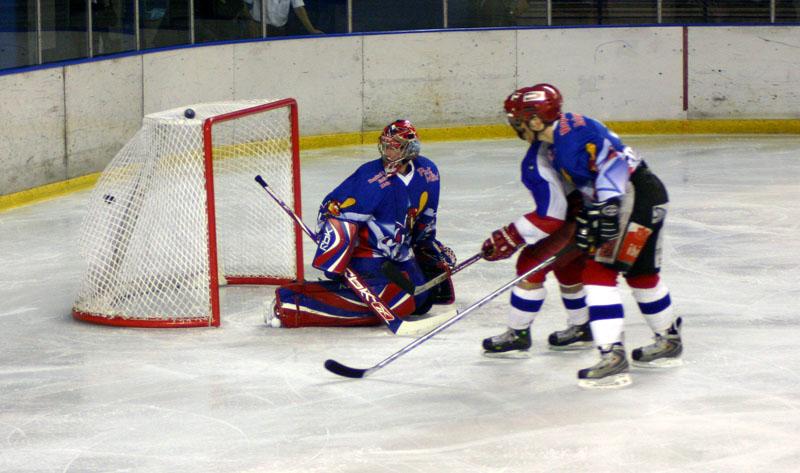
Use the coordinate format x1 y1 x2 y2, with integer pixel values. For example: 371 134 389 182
379 125 420 167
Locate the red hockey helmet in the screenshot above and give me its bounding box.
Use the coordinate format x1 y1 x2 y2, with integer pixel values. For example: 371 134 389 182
378 119 420 172
508 83 563 124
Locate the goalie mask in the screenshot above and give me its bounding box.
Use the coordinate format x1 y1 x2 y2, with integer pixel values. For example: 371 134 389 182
509 83 563 125
379 119 420 175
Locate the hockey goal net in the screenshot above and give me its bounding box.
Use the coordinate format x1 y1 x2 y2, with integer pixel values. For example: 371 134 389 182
73 98 303 327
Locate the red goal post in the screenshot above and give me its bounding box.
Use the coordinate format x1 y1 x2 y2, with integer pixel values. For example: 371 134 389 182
73 98 303 328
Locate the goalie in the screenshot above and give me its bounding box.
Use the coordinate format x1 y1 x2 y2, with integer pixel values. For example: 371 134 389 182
266 120 455 328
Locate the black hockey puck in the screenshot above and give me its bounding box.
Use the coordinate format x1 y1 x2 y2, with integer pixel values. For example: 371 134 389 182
184 108 196 119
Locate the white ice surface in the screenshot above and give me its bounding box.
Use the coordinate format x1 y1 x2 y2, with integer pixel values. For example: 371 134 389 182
1 136 800 472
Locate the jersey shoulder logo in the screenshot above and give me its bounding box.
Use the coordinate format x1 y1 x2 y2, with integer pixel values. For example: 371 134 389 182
416 166 439 183
367 171 391 189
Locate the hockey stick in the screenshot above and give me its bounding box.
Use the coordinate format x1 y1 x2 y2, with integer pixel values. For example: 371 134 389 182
381 252 483 296
255 175 455 336
324 244 577 378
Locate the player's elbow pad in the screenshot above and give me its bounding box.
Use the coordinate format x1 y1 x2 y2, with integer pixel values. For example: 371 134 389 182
312 219 358 275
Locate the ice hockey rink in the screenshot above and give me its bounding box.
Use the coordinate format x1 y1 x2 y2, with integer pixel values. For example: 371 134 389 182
1 135 799 472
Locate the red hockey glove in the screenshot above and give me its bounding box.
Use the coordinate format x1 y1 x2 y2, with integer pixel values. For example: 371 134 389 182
482 224 525 261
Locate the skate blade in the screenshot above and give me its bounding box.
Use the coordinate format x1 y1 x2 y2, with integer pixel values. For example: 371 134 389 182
632 357 683 368
548 342 593 352
482 349 531 359
577 373 632 390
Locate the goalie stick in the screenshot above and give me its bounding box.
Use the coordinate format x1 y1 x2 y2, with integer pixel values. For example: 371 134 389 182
324 244 577 379
255 175 456 336
381 252 483 296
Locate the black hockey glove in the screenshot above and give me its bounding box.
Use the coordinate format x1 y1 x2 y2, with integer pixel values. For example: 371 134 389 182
415 239 457 272
575 207 596 253
588 198 621 244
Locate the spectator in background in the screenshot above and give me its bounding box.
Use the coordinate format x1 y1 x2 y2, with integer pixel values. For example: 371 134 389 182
92 0 121 54
244 0 264 36
303 0 346 34
266 0 324 36
196 0 257 42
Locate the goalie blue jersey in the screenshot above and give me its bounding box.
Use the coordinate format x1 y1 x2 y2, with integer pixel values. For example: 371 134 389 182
318 158 414 262
550 113 643 202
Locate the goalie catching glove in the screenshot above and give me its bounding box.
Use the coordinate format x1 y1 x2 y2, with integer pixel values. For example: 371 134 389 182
412 239 457 311
576 198 620 253
482 223 525 261
415 239 457 271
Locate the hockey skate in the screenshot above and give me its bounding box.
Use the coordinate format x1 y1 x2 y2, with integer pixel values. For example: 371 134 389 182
482 328 531 358
577 343 632 389
548 322 593 351
632 317 683 368
264 297 282 328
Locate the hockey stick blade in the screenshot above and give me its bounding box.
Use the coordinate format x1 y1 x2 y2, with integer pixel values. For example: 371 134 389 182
394 309 457 337
324 359 371 378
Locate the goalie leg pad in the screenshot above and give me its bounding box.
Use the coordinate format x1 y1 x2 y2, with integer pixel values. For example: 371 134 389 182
274 259 418 328
275 281 382 328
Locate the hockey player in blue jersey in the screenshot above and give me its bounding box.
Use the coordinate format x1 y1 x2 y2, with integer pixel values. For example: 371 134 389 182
266 120 455 328
501 83 682 388
480 87 591 358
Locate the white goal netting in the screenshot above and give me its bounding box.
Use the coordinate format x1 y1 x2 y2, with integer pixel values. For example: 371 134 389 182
73 99 302 327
